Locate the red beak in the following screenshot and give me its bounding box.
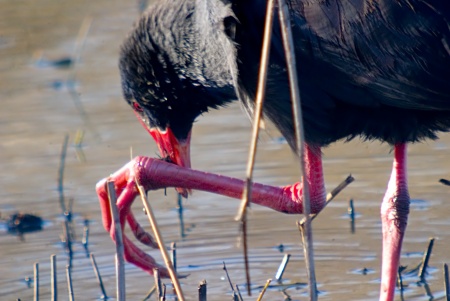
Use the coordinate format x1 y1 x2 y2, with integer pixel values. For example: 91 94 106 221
149 127 192 198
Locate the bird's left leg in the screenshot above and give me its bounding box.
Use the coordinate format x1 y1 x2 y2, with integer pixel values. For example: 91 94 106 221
379 143 410 301
95 145 327 277
96 165 170 277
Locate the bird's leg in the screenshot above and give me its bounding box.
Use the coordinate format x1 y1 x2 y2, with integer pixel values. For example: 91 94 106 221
380 143 410 301
95 146 326 276
303 144 327 213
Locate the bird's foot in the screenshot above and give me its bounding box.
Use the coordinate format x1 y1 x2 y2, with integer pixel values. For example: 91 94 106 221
96 158 170 277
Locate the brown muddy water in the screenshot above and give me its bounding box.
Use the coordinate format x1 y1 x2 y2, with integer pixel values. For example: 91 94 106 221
1 1 450 300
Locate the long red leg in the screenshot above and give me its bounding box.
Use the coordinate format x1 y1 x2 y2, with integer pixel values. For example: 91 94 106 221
380 143 410 301
96 144 326 276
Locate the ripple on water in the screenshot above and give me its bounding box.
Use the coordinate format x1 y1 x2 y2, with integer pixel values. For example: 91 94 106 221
349 267 376 275
409 199 430 211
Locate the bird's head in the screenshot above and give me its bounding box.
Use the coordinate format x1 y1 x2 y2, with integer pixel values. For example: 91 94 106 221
118 8 236 197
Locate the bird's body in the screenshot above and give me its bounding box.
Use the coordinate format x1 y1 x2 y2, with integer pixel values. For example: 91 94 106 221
98 1 450 300
120 0 450 148
233 0 450 147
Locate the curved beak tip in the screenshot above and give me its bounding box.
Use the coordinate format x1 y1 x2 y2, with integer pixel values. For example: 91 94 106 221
149 127 192 196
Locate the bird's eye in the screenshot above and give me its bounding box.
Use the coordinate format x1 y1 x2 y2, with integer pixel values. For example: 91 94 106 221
133 102 143 112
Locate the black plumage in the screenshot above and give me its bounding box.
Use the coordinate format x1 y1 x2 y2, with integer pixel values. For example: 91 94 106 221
119 0 237 140
119 0 450 149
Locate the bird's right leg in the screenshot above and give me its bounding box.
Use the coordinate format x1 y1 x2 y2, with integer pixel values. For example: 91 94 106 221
301 144 327 214
379 143 410 301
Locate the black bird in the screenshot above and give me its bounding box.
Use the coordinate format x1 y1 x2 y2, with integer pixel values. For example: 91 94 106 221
112 0 450 300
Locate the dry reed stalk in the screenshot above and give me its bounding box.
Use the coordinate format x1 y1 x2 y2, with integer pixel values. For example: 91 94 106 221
299 175 355 225
171 242 177 273
106 180 126 301
57 135 69 214
198 280 207 301
235 284 244 301
419 238 435 280
136 184 185 301
444 263 449 301
275 254 291 282
66 265 74 301
34 263 39 301
234 0 276 295
51 255 57 301
90 253 108 299
256 279 272 301
277 0 316 298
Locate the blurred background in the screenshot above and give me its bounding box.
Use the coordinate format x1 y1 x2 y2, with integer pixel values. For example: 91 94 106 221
1 1 450 300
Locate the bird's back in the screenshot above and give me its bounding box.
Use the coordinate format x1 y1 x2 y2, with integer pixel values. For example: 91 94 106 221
232 0 450 147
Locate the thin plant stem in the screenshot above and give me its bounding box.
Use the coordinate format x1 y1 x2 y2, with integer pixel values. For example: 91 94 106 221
34 263 39 301
256 279 272 301
419 238 435 280
106 180 126 301
51 254 57 301
444 263 449 301
154 268 162 299
58 135 69 214
235 0 276 295
277 0 316 298
66 265 74 301
90 253 108 299
198 280 207 301
299 175 354 225
137 184 185 301
275 254 291 282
